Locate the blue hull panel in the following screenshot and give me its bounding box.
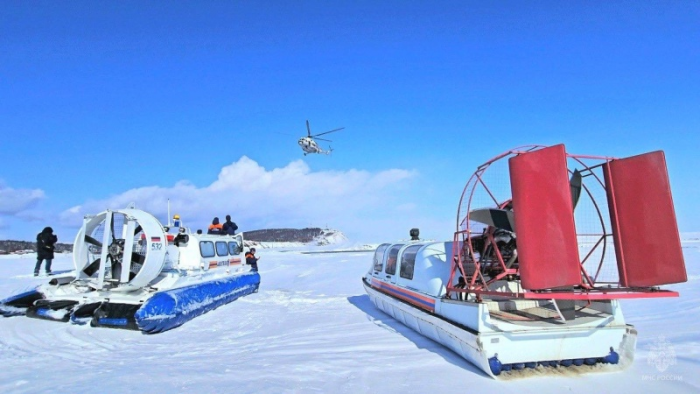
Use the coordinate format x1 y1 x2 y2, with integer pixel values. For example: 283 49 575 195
0 288 41 304
0 288 42 317
135 272 260 333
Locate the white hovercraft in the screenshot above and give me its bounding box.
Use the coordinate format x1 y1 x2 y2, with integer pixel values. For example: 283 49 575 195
363 144 687 378
0 208 260 333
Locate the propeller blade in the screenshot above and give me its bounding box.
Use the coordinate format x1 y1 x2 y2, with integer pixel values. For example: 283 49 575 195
314 127 345 137
84 235 103 248
111 262 122 281
306 120 311 137
131 252 145 265
315 137 332 142
469 208 515 232
83 258 101 277
569 169 582 210
110 212 116 242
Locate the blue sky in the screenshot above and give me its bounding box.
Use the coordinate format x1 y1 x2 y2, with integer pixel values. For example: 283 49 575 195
1 1 698 242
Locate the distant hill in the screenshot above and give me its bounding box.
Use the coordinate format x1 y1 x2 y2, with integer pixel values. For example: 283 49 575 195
243 228 345 244
0 228 345 255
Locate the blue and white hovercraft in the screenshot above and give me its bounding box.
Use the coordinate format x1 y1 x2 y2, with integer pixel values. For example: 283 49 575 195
0 208 260 333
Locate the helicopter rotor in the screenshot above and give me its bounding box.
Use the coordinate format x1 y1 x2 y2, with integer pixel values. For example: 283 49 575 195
305 120 344 139
313 127 345 137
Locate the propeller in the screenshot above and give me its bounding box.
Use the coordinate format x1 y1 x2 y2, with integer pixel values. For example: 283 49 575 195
83 213 122 250
110 212 116 242
85 235 102 247
83 258 101 276
469 208 515 232
569 169 582 210
76 208 167 291
82 212 147 282
469 169 584 232
554 169 582 319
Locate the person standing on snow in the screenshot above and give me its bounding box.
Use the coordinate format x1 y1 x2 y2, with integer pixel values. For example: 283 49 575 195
222 215 238 235
245 248 259 272
35 227 58 276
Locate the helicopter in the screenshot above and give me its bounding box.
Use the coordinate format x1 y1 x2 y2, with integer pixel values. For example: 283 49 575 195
298 120 344 155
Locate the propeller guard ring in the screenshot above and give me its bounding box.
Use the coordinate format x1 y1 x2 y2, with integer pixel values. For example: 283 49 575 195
73 209 168 291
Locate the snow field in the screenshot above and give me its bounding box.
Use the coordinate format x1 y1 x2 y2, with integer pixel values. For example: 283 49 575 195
0 241 698 393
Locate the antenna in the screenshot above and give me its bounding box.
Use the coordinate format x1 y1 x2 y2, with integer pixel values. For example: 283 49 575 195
167 199 171 226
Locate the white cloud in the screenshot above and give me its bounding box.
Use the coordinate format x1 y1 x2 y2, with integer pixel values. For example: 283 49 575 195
0 183 45 215
60 157 418 240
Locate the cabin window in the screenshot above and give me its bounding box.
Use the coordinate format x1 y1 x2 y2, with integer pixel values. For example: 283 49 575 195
200 241 215 258
400 245 421 280
216 241 229 256
385 244 404 275
228 241 239 255
373 243 390 272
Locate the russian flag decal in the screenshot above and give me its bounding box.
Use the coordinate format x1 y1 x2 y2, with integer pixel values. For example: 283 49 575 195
151 236 161 242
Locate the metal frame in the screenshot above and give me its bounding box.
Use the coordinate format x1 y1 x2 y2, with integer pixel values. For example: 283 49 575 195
447 145 680 302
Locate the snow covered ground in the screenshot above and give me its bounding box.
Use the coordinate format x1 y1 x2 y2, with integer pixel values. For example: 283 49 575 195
0 238 698 393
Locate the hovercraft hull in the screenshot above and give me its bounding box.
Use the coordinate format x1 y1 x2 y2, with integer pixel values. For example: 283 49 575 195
134 271 260 333
363 277 636 378
1 272 260 334
0 289 44 317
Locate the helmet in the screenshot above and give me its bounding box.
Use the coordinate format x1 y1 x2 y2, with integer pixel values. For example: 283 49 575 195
173 214 180 219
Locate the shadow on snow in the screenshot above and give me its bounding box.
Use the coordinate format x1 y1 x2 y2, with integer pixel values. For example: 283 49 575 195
346 294 488 378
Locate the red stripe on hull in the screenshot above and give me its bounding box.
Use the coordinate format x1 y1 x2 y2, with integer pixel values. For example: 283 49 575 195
370 278 435 313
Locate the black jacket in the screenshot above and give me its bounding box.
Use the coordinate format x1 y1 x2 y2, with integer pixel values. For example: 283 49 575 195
36 227 58 260
245 252 258 265
222 220 238 235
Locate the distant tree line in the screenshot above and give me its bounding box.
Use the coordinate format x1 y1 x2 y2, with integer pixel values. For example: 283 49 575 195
0 240 73 254
243 228 325 243
0 228 327 253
